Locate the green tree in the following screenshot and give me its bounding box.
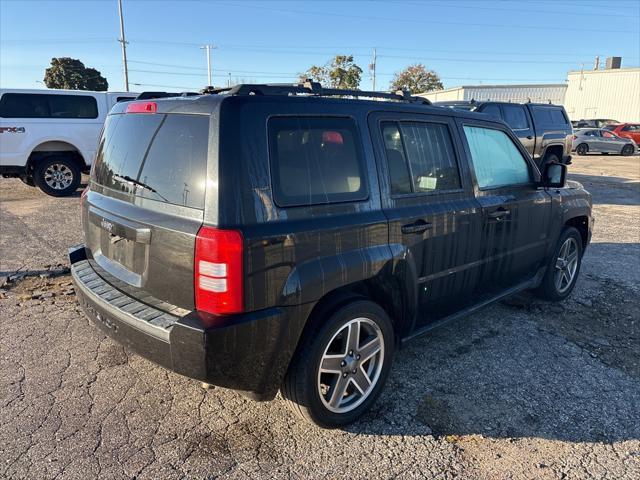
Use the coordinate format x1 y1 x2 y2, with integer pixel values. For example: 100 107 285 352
300 55 363 90
389 63 443 94
43 58 108 91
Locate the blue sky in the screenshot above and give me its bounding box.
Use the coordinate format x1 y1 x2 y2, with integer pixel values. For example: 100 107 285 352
1 0 639 93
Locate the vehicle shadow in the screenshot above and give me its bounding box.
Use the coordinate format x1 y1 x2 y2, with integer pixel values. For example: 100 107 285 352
568 172 640 206
347 247 640 442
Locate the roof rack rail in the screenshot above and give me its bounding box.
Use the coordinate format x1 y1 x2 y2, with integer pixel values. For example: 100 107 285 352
200 80 431 105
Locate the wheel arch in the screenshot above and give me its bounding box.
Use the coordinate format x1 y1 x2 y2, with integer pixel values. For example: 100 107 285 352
564 215 590 249
26 140 87 174
542 144 564 162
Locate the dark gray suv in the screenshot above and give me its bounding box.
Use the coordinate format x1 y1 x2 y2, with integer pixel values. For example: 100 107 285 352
70 83 593 427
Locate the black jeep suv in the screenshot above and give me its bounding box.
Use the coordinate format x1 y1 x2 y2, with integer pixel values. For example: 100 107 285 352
435 100 573 167
70 82 592 427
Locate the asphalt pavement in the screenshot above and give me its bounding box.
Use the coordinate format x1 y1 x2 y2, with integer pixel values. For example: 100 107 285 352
1 155 639 479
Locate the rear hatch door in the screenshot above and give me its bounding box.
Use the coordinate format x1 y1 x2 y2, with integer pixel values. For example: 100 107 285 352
83 105 211 311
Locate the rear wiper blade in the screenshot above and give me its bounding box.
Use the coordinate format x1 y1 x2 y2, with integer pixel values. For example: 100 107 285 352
114 174 167 201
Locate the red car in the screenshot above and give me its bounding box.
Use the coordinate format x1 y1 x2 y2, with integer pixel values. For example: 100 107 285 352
603 123 640 144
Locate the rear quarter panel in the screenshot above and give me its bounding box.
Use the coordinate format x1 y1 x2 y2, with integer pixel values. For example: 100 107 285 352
216 97 393 313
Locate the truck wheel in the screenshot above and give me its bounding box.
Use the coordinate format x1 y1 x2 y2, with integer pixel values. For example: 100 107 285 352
282 299 394 428
575 144 589 156
621 144 635 156
535 227 583 302
33 156 81 197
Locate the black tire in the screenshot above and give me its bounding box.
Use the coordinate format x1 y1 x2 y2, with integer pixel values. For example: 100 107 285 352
33 156 81 197
575 144 589 156
535 227 583 302
621 144 635 156
282 299 394 428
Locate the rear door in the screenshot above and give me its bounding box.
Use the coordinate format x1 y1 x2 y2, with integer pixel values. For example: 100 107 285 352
84 109 211 311
501 104 535 155
458 120 552 289
369 111 483 328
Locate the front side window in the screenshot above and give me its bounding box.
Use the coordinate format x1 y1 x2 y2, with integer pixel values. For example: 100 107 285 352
381 121 461 195
268 117 367 207
502 105 529 130
0 93 98 119
463 126 531 189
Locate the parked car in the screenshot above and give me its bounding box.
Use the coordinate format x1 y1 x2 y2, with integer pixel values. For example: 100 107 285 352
69 82 593 427
434 100 573 167
572 128 637 156
571 119 619 129
0 88 137 196
602 123 640 144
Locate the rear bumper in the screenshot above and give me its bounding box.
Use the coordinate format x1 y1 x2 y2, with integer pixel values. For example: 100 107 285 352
69 245 311 400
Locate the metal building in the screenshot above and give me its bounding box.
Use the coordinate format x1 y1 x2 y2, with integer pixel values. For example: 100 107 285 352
563 67 640 123
418 84 567 104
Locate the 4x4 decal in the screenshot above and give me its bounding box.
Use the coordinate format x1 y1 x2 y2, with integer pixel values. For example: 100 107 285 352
0 126 25 133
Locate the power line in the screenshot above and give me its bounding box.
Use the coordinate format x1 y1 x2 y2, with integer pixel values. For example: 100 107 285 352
214 1 639 34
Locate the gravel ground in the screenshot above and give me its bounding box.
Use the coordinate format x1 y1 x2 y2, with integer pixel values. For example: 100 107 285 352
1 155 639 479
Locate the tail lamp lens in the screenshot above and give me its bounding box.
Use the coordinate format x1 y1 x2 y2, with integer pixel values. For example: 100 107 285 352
125 101 157 114
194 226 243 315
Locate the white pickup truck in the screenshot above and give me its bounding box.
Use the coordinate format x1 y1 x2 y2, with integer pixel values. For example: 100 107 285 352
0 88 137 196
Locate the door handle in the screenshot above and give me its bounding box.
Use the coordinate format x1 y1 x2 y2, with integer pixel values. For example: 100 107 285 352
401 220 432 234
487 208 511 220
526 135 534 140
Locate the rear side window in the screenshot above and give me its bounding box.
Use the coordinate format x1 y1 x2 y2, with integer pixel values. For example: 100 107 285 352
481 104 502 120
501 104 530 130
268 117 367 207
531 106 568 126
622 124 640 131
463 126 531 189
381 121 461 195
0 93 98 119
93 113 209 209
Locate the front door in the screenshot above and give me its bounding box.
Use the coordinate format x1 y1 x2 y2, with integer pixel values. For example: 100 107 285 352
459 121 553 290
369 112 483 329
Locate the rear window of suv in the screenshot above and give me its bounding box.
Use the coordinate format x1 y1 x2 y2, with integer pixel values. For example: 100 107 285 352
92 113 209 209
268 116 367 207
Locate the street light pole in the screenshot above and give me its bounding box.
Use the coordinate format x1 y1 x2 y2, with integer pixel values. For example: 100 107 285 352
117 0 130 92
200 44 216 87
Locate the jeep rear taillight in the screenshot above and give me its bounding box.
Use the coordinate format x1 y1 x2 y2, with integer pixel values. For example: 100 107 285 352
194 226 244 315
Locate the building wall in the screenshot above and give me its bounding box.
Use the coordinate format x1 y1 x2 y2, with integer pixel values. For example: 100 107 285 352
419 84 566 104
563 68 640 122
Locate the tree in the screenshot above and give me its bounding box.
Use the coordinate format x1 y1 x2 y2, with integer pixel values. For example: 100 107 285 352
43 58 108 91
300 55 363 90
389 64 443 94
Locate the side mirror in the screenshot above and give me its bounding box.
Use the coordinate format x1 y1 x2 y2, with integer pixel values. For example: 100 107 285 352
541 162 567 188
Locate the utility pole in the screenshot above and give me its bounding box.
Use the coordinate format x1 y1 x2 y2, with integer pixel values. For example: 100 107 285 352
369 48 377 91
228 72 231 88
117 0 129 92
200 44 216 87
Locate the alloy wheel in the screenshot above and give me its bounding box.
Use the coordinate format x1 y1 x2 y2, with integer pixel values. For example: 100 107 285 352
555 237 579 294
317 317 384 414
44 163 74 190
